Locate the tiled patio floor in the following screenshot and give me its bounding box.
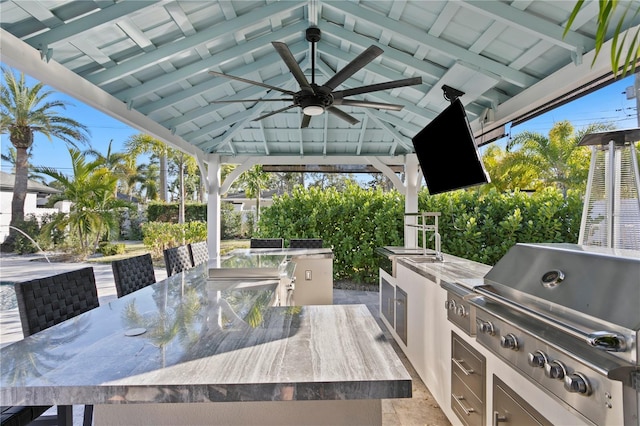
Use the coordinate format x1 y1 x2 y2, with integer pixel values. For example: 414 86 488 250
334 290 450 426
0 254 449 425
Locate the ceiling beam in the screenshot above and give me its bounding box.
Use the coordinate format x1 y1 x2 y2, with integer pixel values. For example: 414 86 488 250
25 1 161 48
136 41 306 115
160 56 303 129
317 22 445 81
113 21 308 102
459 1 592 54
0 28 199 158
194 80 298 152
87 1 304 86
324 1 538 88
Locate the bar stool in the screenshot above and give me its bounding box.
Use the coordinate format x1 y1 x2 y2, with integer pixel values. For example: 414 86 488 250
249 238 284 248
188 241 208 267
111 253 156 298
163 245 192 276
14 267 99 426
289 238 323 248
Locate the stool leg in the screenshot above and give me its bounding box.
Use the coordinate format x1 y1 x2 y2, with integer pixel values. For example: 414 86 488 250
57 405 72 426
83 405 94 426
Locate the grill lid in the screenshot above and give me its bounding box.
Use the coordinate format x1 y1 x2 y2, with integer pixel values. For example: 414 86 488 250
483 243 640 332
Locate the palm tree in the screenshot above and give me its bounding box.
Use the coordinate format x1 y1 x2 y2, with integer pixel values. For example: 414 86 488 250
138 161 160 202
125 133 169 201
1 146 47 184
83 139 136 197
0 68 90 250
506 121 613 197
238 165 272 225
481 145 541 193
35 147 128 256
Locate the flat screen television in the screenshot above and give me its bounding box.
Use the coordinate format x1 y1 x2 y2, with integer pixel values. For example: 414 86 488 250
411 98 490 194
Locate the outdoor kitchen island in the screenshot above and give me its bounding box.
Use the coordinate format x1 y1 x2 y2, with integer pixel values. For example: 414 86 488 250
0 260 411 426
382 246 639 426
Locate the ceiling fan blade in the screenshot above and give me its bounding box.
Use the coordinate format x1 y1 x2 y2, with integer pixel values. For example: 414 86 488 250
209 70 296 95
301 114 312 128
333 77 422 97
251 104 297 121
211 98 294 103
323 45 383 90
272 42 313 93
334 99 404 111
326 107 360 125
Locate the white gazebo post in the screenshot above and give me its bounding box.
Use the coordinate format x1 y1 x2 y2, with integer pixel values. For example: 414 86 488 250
404 154 421 248
206 154 222 263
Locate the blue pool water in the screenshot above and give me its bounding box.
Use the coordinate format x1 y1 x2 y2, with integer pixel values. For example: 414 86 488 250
0 282 17 311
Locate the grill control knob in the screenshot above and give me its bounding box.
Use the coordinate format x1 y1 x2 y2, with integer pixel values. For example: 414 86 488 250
564 372 592 395
500 333 519 351
544 360 567 380
527 350 548 368
476 320 495 335
446 300 457 311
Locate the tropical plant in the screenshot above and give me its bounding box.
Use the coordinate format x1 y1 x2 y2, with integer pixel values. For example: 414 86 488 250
565 1 640 77
135 161 159 201
0 67 90 250
35 147 129 257
481 145 541 193
505 121 613 197
1 146 47 183
167 151 199 223
83 139 136 197
125 133 169 201
237 165 273 224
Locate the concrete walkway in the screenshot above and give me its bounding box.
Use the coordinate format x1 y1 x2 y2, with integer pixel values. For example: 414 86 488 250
0 253 449 426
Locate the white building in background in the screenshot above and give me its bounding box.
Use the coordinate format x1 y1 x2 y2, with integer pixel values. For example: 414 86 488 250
0 171 67 243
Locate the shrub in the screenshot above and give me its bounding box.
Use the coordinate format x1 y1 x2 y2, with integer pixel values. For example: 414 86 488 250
221 202 242 239
141 221 207 258
259 185 583 284
97 241 126 256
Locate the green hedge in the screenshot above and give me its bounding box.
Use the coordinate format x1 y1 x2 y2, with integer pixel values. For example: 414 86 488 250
258 184 583 284
147 202 207 222
420 188 582 265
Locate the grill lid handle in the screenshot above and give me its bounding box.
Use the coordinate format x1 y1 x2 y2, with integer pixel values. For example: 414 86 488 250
473 285 630 353
587 331 627 352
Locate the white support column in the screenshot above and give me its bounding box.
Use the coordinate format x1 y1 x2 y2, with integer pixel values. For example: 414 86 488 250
207 155 222 262
404 154 420 248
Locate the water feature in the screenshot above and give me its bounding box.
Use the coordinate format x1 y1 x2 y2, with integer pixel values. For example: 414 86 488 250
8 225 50 263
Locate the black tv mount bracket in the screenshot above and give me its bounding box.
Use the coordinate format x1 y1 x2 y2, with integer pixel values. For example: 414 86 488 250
442 85 465 103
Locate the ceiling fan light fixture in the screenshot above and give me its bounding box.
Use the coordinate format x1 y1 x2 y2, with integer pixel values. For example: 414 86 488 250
303 105 324 116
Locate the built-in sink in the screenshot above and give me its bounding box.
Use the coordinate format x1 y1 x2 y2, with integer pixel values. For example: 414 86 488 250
405 256 443 264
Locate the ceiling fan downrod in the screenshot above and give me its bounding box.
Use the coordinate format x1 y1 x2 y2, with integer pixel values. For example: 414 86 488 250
306 27 321 86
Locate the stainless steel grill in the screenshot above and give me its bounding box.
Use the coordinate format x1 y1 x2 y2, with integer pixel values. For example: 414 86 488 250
469 243 640 425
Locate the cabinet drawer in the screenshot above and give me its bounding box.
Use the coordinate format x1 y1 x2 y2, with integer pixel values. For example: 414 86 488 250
493 375 552 426
451 371 484 426
452 333 485 401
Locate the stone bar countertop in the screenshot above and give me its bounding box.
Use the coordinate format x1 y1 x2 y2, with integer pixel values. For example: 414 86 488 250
397 252 491 286
0 263 410 406
208 248 333 278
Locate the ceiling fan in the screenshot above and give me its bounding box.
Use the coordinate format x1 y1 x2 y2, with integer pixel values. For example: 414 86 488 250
209 27 422 128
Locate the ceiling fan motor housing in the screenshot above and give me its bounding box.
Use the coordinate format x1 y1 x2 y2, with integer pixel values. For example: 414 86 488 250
296 84 334 112
306 27 321 42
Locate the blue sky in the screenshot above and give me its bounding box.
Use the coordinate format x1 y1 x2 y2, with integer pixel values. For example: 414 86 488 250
0 71 638 178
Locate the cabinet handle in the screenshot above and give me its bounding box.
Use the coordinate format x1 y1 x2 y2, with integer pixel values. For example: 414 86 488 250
493 411 507 425
452 358 474 375
452 394 475 415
